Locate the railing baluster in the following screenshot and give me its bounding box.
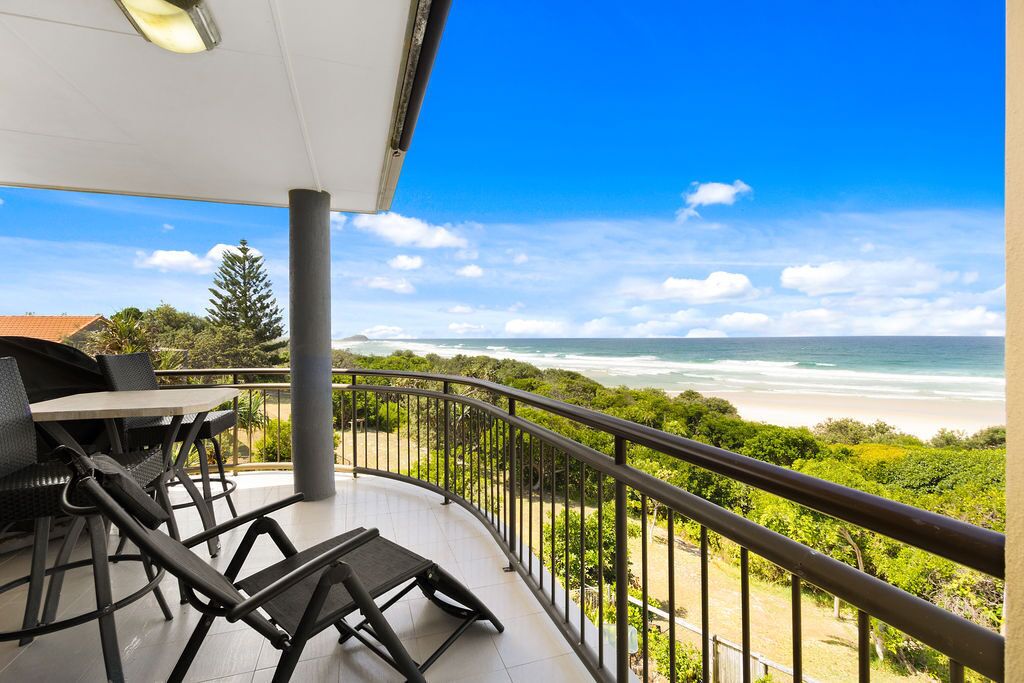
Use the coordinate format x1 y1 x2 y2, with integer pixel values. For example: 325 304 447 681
386 395 391 472
231 373 239 470
741 547 751 683
597 471 605 669
339 385 345 466
579 462 586 646
614 436 628 682
529 436 535 579
415 395 421 481
641 494 649 683
508 399 517 560
351 374 358 473
550 444 556 606
373 390 380 470
539 441 545 592
564 451 570 623
792 574 802 683
442 382 451 504
669 508 676 681
701 526 710 683
949 659 964 683
272 389 279 463
858 610 870 683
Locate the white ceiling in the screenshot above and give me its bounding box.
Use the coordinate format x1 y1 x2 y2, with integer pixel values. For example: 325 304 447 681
0 0 419 211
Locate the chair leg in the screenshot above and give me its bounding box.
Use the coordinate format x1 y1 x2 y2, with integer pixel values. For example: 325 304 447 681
19 516 51 646
342 571 425 683
271 637 309 683
141 554 173 621
211 437 238 518
155 479 188 605
195 440 217 528
168 613 216 683
174 465 220 558
40 515 86 626
86 514 123 683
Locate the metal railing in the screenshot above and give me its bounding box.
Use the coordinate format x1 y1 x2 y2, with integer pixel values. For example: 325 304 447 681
158 367 1005 683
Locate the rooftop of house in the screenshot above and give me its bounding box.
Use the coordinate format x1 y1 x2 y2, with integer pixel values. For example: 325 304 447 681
0 315 105 342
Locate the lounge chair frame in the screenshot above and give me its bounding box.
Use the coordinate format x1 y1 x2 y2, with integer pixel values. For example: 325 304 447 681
61 453 504 683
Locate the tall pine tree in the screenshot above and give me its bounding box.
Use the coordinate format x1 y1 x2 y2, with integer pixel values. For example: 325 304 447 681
207 240 284 347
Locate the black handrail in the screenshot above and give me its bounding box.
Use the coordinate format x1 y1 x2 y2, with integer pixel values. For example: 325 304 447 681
157 366 1005 579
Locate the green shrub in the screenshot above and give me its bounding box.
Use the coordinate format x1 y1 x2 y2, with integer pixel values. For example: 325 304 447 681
254 419 340 462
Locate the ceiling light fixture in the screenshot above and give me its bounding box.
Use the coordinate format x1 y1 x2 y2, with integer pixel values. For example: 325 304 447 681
114 0 220 54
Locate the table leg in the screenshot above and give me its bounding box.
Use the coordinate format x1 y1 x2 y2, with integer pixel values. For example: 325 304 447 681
102 419 124 455
173 412 220 557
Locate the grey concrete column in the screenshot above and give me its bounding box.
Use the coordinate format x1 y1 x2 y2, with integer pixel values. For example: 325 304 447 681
289 188 335 500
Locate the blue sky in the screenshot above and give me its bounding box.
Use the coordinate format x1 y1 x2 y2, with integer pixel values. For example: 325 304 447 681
0 2 1005 338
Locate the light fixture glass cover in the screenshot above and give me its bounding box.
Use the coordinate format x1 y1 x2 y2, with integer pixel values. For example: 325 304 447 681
115 0 220 54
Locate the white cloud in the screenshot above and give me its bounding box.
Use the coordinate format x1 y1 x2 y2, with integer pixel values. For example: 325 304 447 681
512 252 529 264
629 320 685 337
676 180 752 222
447 305 474 314
860 242 875 253
0 198 5 205
455 248 479 260
508 302 525 312
456 264 484 278
780 258 959 296
161 223 174 232
504 319 568 336
716 311 772 331
624 271 757 303
962 271 980 284
772 302 1005 337
685 328 728 338
133 243 259 274
330 213 348 230
388 254 423 270
359 325 404 339
448 322 485 335
351 212 467 248
580 317 622 336
359 276 414 294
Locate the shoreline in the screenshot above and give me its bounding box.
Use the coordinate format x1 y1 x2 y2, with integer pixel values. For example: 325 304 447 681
335 339 1006 440
699 390 1005 439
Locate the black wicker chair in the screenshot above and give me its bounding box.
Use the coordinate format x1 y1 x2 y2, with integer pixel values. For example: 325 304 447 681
97 353 238 519
0 357 171 661
60 450 505 683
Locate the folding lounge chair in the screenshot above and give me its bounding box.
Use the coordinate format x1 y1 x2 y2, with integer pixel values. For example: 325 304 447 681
59 450 505 683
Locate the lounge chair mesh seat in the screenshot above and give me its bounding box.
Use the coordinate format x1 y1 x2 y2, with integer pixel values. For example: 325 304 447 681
236 528 433 634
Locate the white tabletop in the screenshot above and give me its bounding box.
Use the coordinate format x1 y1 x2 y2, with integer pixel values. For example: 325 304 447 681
29 387 239 422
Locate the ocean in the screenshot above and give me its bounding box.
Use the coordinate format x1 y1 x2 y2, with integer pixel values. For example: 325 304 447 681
331 337 1005 403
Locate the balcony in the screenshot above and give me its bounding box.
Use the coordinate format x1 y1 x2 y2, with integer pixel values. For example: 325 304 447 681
8 366 982 683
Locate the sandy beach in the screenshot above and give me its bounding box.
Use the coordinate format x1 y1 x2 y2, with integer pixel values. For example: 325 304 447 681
706 391 1005 439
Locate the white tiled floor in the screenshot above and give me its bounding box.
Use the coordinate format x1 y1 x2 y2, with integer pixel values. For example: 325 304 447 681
0 473 594 682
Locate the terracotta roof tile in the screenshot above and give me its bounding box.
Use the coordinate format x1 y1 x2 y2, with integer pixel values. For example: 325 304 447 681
0 315 106 342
